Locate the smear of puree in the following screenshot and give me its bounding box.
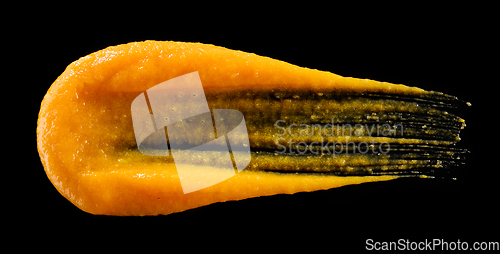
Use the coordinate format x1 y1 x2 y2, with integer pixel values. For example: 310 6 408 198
37 41 467 216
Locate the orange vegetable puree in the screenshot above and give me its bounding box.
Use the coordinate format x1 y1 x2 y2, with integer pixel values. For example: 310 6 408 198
38 41 461 216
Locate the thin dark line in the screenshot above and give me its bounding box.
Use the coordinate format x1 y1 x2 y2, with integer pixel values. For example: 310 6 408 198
163 126 171 157
211 109 238 172
210 109 218 139
143 91 154 115
226 134 238 173
143 91 158 131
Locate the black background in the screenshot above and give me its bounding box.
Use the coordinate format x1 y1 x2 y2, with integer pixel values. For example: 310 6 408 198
16 5 496 251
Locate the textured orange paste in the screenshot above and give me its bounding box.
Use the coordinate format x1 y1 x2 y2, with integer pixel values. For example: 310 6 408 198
36 41 431 216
